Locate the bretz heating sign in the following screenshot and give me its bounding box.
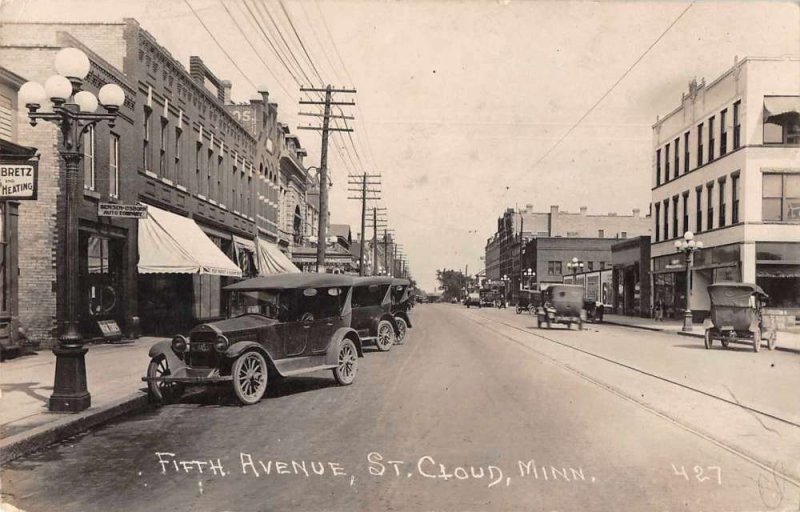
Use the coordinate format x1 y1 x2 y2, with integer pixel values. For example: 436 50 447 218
0 162 38 200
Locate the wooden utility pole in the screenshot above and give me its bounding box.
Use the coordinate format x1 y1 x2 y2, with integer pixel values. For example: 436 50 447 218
347 173 381 275
371 206 387 275
299 86 356 272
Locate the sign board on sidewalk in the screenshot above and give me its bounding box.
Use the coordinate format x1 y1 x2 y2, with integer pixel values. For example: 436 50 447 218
96 319 123 340
0 162 38 200
98 203 148 218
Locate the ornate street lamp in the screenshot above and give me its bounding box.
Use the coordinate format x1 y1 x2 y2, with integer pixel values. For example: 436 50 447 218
20 47 125 413
567 257 584 276
674 231 704 332
523 267 536 289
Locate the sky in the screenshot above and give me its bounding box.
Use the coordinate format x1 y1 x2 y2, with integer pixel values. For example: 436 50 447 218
1 0 798 292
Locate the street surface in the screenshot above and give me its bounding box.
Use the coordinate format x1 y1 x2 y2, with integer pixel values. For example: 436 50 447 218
2 304 799 512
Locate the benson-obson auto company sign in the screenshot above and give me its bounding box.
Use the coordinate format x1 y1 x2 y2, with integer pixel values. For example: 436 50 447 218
0 162 38 200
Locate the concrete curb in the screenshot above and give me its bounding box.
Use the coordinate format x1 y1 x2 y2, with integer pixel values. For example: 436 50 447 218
605 319 799 353
0 392 150 465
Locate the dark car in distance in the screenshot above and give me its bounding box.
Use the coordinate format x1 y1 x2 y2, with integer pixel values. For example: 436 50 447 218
143 273 363 405
351 276 400 351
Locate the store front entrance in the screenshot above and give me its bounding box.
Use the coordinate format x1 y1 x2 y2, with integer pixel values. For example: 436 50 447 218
80 232 125 339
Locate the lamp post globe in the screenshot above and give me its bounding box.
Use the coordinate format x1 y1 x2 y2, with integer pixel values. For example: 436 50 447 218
19 81 46 108
44 75 72 103
98 83 125 110
54 47 91 80
73 91 98 113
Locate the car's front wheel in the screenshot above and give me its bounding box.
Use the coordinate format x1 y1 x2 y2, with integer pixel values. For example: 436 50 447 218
232 351 268 405
375 320 395 352
333 339 358 385
394 317 408 345
146 355 185 404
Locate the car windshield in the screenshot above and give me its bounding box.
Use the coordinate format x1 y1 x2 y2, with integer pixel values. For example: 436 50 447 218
229 287 346 321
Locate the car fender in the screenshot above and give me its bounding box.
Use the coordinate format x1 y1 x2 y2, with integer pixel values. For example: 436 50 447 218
394 311 412 329
326 328 363 366
148 340 186 372
225 341 273 361
702 318 713 330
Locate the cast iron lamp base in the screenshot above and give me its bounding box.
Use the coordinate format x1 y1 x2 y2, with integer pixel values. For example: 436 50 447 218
48 345 91 412
682 309 694 332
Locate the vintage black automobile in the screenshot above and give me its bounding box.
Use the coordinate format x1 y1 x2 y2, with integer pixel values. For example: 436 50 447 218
390 278 413 344
583 299 604 323
142 273 363 405
536 284 586 329
703 282 777 352
351 276 400 351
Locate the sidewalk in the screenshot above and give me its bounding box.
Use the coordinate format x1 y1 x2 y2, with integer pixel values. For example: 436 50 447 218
603 314 800 353
0 336 165 464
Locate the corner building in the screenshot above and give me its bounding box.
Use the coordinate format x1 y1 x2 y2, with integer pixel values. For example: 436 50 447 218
650 57 800 321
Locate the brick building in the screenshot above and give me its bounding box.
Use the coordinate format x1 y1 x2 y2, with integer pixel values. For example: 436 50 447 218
0 19 307 342
485 204 651 303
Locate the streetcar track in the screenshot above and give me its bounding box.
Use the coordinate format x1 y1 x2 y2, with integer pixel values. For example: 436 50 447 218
453 308 800 489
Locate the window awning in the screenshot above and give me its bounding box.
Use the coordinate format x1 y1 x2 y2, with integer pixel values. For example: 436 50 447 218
763 96 800 119
255 238 301 275
138 205 242 277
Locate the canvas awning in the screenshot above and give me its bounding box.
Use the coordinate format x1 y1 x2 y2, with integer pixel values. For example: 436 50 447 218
138 205 242 277
256 238 301 275
764 96 800 119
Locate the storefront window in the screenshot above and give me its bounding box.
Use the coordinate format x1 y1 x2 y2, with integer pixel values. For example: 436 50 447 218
756 242 800 261
0 204 6 313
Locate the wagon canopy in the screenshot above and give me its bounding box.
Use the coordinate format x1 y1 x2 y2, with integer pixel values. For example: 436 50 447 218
707 282 768 306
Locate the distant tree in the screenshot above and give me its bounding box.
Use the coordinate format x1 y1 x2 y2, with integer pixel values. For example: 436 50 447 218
436 268 467 301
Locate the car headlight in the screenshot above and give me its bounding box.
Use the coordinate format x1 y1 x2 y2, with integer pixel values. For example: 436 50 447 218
171 335 188 353
214 335 229 352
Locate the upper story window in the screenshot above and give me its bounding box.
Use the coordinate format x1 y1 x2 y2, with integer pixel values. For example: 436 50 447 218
83 125 95 191
143 107 151 171
731 173 740 224
654 203 661 241
683 132 690 174
674 137 680 177
763 96 800 145
664 143 670 181
706 182 714 230
663 199 669 240
733 100 741 149
720 108 728 155
672 196 679 238
697 122 704 166
718 177 727 228
682 192 689 235
762 173 800 222
656 148 662 186
695 187 703 233
159 119 168 177
708 115 715 161
109 133 119 198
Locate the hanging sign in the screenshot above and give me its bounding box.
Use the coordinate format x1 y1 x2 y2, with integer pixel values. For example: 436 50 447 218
0 162 38 200
98 203 149 218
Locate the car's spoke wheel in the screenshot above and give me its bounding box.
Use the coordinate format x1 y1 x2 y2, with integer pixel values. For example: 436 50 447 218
394 317 408 345
752 328 761 353
147 356 184 404
333 339 358 385
704 329 713 349
232 352 268 405
376 320 394 352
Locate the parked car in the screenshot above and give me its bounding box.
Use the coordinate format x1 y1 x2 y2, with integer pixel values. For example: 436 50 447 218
351 276 400 351
391 278 413 344
516 289 542 314
536 284 586 329
142 273 363 406
703 282 777 352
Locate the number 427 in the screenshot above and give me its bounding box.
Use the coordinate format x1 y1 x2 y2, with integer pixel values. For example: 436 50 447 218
672 464 722 485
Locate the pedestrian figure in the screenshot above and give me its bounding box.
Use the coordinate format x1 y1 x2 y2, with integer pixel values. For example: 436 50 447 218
655 300 664 322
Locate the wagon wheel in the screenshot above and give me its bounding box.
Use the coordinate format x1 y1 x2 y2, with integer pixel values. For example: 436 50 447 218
332 339 358 385
752 327 761 353
767 331 777 351
703 329 713 350
394 316 408 345
232 351 268 405
375 320 395 352
146 355 185 405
